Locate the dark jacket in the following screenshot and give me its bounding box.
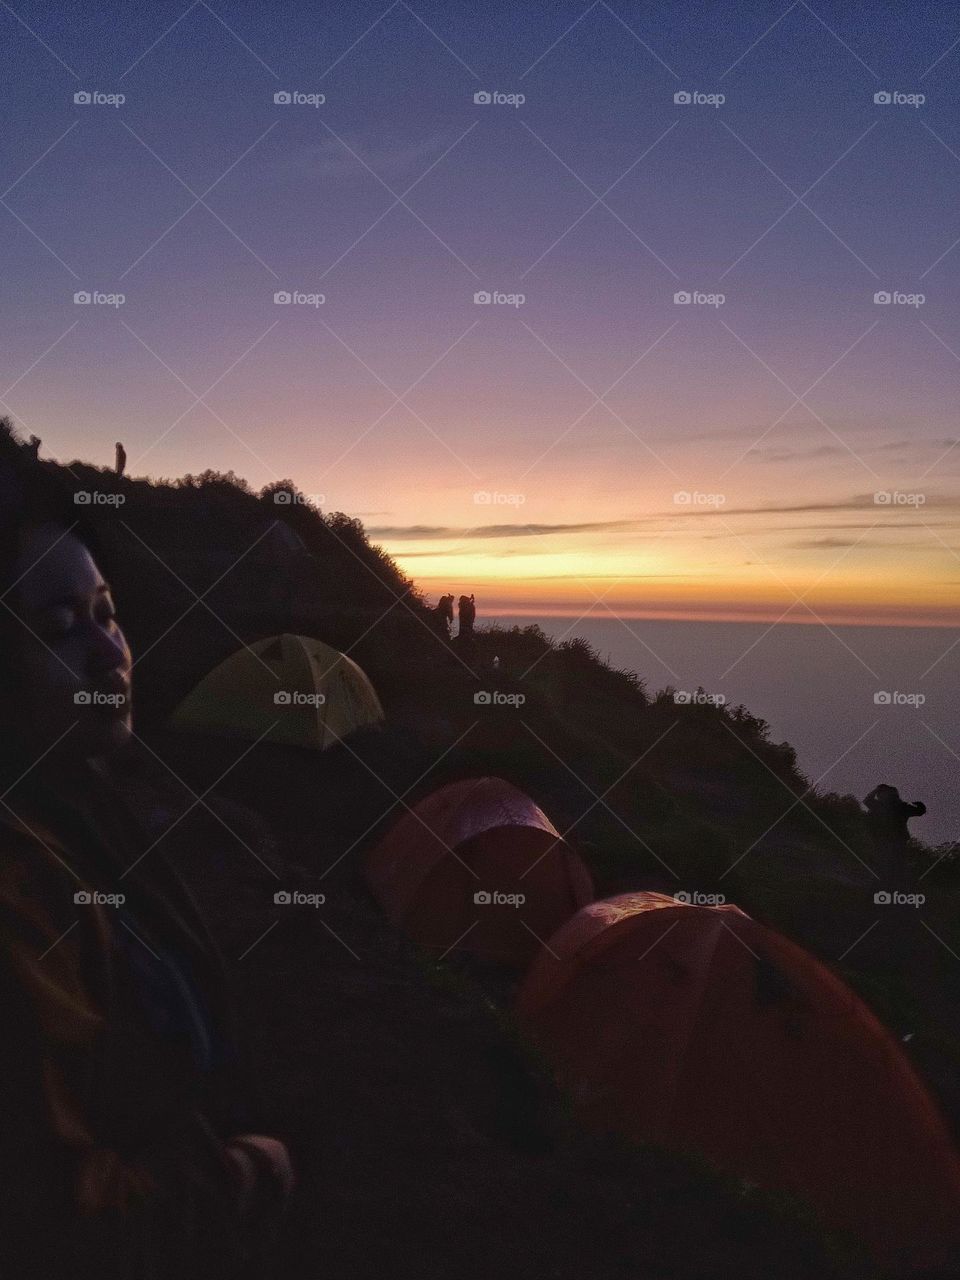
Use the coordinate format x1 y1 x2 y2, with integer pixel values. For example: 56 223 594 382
0 760 273 1279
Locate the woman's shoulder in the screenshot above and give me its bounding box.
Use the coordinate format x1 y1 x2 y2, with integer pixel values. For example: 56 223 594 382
0 808 103 942
0 808 110 1047
0 809 75 886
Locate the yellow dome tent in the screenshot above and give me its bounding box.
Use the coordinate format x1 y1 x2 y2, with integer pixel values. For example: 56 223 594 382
171 634 384 751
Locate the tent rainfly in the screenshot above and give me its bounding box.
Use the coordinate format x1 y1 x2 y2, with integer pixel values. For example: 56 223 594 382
171 634 383 751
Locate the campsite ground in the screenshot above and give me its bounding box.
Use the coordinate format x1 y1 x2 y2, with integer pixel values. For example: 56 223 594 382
163 799 848 1280
147 726 960 1280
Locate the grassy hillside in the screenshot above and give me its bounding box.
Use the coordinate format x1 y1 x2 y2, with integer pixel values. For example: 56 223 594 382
17 432 960 1277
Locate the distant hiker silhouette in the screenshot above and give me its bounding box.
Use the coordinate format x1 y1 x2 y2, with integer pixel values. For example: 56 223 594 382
864 784 926 850
115 440 127 476
458 593 476 638
870 778 926 967
432 593 454 640
864 783 926 889
25 435 40 461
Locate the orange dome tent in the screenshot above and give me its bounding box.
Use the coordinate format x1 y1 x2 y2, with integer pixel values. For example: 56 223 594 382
516 891 960 1271
365 777 593 967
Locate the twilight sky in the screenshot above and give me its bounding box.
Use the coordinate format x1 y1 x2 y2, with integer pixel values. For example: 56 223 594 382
4 0 960 624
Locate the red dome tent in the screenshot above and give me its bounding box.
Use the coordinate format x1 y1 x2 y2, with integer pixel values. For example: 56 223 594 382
516 891 960 1270
365 777 593 966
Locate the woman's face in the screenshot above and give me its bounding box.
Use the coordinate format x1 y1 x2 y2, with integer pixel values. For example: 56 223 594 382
10 524 132 762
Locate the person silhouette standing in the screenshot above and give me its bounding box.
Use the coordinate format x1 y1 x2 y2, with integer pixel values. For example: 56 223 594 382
25 435 40 461
863 784 928 985
115 441 127 476
432 594 454 640
458 593 476 638
864 785 926 855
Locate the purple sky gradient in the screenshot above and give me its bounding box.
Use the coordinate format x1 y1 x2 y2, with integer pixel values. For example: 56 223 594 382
3 0 960 622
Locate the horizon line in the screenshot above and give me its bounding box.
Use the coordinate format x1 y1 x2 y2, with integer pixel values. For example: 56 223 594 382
477 608 959 629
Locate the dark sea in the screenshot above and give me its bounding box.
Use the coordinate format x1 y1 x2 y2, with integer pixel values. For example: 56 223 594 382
493 616 960 848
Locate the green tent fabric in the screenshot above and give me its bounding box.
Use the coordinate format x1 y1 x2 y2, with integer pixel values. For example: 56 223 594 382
171 634 384 751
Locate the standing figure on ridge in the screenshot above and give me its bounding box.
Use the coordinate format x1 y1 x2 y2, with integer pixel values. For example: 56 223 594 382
458 593 476 639
864 783 926 885
864 783 926 848
863 783 929 984
431 594 454 640
115 441 127 477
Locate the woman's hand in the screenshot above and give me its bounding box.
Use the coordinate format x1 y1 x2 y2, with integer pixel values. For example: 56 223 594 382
226 1134 295 1212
